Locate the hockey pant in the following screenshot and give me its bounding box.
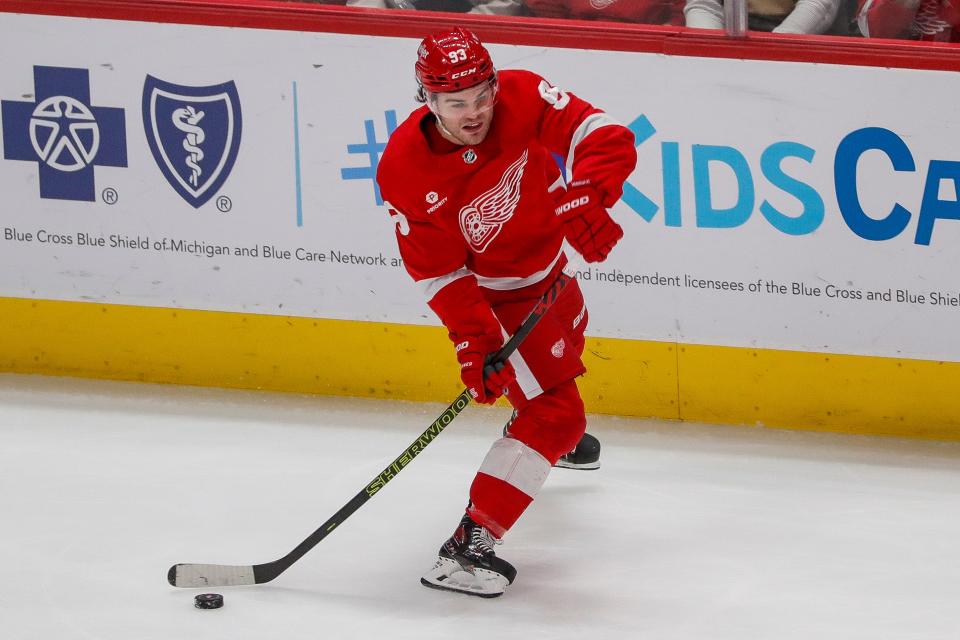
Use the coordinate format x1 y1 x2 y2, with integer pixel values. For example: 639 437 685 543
467 278 588 538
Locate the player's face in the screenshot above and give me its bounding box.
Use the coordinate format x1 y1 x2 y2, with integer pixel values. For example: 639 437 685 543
432 81 497 146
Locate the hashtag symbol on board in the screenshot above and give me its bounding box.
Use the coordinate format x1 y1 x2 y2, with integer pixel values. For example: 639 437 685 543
340 110 399 206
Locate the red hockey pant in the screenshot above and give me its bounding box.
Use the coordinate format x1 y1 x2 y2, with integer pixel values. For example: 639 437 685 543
467 277 588 538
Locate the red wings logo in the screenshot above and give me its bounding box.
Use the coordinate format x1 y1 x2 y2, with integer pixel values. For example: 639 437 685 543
458 150 528 253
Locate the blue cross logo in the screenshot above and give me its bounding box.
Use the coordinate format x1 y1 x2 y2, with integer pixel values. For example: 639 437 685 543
1 66 127 201
340 110 398 206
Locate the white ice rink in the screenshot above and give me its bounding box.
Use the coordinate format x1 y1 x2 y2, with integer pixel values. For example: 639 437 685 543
2 372 959 640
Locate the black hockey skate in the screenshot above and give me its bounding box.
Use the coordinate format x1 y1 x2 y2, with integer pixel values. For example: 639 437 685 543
503 411 601 470
555 431 601 470
420 514 517 598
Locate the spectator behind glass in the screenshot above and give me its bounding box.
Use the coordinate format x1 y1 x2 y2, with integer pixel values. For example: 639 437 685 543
854 0 959 40
346 0 682 22
684 0 843 33
345 0 519 12
524 0 684 24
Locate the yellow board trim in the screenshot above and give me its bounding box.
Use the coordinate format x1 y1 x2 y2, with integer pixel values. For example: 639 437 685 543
1 296 958 440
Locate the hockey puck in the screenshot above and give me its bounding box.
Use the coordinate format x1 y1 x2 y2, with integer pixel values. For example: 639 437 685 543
194 593 224 610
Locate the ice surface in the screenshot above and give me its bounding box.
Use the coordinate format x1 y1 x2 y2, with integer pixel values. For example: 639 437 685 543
1 373 959 640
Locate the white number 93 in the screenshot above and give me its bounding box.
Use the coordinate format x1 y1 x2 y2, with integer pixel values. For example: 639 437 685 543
538 80 570 111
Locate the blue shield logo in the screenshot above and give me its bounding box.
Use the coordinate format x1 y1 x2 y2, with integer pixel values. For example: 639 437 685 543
142 76 242 209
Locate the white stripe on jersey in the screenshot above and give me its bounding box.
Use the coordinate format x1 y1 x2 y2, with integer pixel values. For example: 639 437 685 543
547 173 566 194
475 249 563 291
566 112 621 180
417 249 564 301
418 268 472 302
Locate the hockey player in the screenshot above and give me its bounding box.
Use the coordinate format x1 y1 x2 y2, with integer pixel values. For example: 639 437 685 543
524 0 684 24
376 27 636 597
684 0 843 33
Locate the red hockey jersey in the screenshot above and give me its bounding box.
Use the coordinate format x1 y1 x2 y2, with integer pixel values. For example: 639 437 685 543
856 0 959 40
377 69 636 313
524 0 684 25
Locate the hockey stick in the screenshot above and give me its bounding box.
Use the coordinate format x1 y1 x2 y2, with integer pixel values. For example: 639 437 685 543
168 260 580 588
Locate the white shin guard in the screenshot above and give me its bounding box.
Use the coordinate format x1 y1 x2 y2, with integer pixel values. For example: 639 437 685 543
478 436 552 500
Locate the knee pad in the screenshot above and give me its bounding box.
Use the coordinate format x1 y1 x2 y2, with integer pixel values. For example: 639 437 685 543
505 379 586 465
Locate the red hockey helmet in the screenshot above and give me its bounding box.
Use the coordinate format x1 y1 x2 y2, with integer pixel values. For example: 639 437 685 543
415 27 495 94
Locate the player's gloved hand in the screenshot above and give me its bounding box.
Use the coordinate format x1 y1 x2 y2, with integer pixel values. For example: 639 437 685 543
554 180 623 263
455 334 516 405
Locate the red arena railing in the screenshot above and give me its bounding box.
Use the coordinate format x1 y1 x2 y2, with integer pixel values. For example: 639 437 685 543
2 0 959 71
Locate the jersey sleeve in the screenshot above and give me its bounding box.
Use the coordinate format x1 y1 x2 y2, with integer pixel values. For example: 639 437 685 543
385 198 467 290
518 70 638 208
382 197 501 340
773 0 841 34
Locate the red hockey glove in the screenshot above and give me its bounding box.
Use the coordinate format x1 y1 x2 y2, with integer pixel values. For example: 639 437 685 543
554 180 623 263
455 334 516 405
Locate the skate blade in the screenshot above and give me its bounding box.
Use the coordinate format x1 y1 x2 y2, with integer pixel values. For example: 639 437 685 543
420 557 509 598
554 458 600 470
